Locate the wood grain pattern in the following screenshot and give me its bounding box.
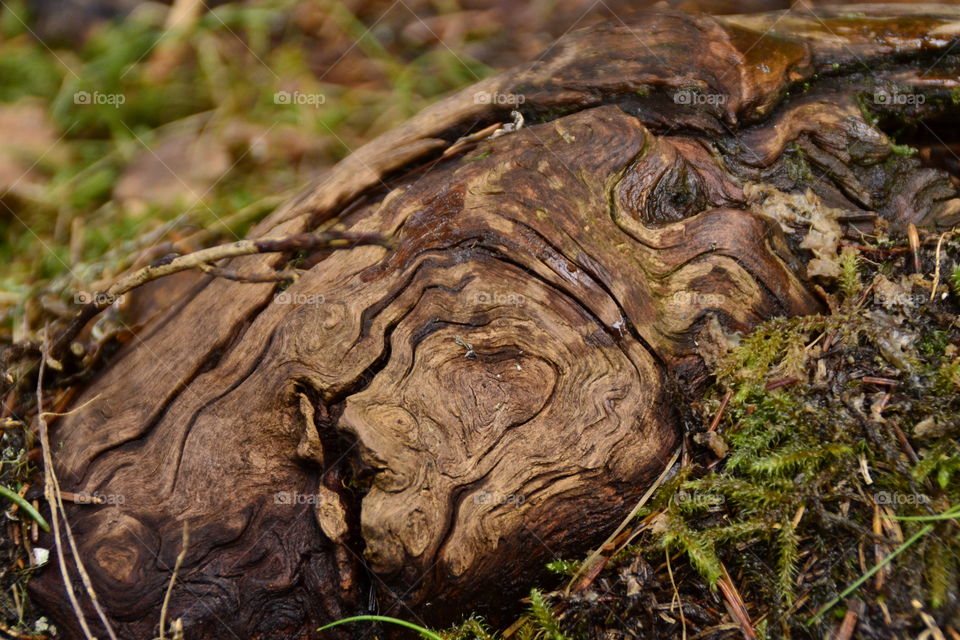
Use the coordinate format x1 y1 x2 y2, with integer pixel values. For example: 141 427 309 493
30 6 960 638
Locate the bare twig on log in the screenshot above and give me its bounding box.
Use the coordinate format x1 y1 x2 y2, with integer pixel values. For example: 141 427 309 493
49 230 393 360
105 231 393 297
86 193 290 290
198 263 303 283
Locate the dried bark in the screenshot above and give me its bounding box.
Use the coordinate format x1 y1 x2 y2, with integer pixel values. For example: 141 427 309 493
30 5 960 638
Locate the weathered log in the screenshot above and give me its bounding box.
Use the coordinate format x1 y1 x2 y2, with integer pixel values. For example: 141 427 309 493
30 5 960 638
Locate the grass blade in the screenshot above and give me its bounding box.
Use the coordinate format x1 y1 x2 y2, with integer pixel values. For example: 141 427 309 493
808 524 933 625
0 484 50 532
319 615 444 640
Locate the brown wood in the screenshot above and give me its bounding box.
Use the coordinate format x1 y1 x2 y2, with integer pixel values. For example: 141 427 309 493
29 5 960 638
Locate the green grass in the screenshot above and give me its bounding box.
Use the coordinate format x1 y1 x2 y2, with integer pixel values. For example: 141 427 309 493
0 484 49 532
319 615 445 640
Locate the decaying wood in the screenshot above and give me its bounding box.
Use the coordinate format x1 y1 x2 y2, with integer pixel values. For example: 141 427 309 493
29 5 960 638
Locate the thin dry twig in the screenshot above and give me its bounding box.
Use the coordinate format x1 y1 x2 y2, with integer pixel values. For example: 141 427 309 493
159 522 190 640
717 563 756 640
56 492 120 640
565 448 681 594
102 231 391 301
666 549 688 640
838 243 911 255
830 598 862 640
50 229 393 359
442 122 502 158
765 377 800 391
58 491 105 505
87 193 289 292
708 390 732 432
37 342 118 640
38 393 102 420
929 229 957 302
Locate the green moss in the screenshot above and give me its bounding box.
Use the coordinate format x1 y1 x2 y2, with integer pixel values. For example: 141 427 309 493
528 590 570 640
838 247 862 303
919 329 951 358
784 143 815 185
890 142 918 156
545 560 580 576
448 617 499 640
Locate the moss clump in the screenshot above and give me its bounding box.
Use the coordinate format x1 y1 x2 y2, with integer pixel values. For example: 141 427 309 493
784 143 815 186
